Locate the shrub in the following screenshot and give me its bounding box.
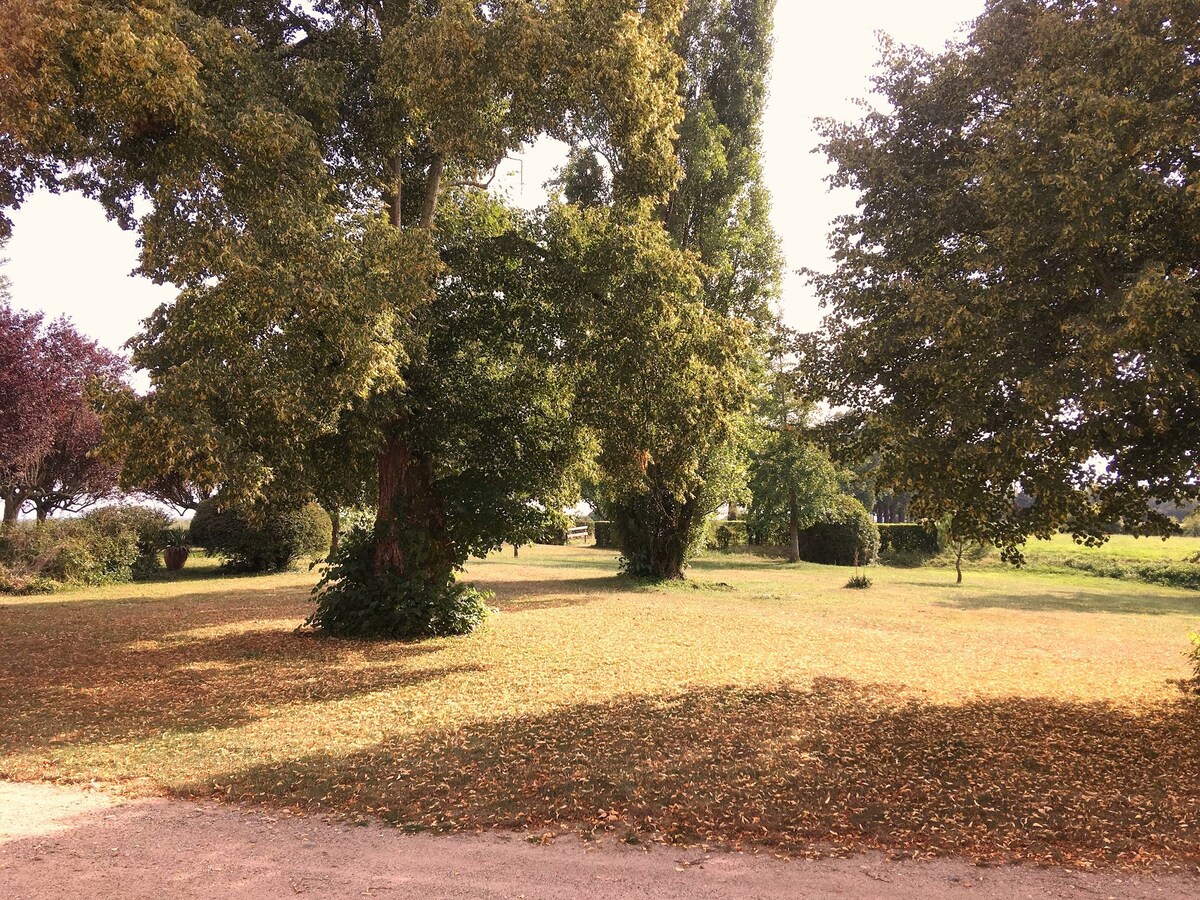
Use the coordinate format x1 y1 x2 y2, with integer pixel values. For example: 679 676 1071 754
83 505 173 579
191 500 331 573
593 520 618 550
0 504 171 592
705 520 749 551
307 526 492 639
1187 633 1200 687
878 522 940 555
1058 557 1200 592
532 508 573 546
845 574 873 589
796 496 881 567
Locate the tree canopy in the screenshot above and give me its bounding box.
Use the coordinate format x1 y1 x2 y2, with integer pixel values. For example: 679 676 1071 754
580 0 783 579
0 297 127 522
812 0 1200 559
2 0 695 634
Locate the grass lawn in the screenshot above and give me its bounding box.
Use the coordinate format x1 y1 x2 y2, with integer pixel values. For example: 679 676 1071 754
2 545 1199 867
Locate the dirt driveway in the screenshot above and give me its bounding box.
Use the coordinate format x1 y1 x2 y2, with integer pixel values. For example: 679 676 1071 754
1 781 1196 899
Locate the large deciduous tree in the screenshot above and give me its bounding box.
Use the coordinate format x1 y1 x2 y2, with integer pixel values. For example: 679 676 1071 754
580 0 783 579
2 0 687 634
812 0 1200 560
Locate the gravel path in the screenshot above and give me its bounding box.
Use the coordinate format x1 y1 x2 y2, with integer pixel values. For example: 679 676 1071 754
1 781 1196 899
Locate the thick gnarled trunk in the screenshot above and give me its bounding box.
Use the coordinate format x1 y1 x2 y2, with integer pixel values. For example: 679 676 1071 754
373 429 453 585
612 487 700 581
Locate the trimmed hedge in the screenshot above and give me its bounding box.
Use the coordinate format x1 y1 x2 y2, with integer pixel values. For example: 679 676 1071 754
878 523 939 555
796 496 880 567
191 500 331 572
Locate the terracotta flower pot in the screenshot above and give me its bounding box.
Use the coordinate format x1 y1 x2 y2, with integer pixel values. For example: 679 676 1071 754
164 546 190 571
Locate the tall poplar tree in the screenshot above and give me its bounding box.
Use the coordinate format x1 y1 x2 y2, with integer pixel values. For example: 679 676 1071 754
586 0 783 579
1 0 686 634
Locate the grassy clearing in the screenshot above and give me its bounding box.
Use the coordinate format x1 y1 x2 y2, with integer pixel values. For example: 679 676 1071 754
2 545 1199 867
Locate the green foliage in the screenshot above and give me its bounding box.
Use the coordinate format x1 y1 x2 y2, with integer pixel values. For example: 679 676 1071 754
593 520 618 550
163 526 191 549
812 0 1200 561
1054 558 1200 593
845 574 873 590
308 527 492 640
528 508 572 546
0 504 171 591
6 0 690 636
1187 633 1200 686
878 523 940 556
796 496 881 567
706 520 749 550
747 435 842 548
575 0 781 581
1182 512 1200 538
190 500 331 573
561 205 755 580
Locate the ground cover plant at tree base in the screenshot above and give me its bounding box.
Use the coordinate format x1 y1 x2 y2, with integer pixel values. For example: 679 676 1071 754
811 0 1200 560
2 545 1200 868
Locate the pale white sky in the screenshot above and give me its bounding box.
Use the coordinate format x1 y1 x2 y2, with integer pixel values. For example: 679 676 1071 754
4 1 982 363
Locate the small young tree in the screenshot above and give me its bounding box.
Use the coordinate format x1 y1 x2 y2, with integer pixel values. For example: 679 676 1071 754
746 350 842 561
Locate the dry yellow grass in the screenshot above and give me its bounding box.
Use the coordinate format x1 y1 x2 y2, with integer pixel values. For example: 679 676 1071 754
2 546 1199 866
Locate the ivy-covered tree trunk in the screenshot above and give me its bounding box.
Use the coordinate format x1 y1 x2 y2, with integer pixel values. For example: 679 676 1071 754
613 488 700 581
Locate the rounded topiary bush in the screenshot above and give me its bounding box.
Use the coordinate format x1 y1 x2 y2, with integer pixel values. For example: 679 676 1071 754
191 500 331 573
307 526 492 639
796 495 881 566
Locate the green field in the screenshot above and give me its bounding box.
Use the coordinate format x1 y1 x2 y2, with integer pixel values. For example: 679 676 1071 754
2 545 1199 867
1020 533 1200 564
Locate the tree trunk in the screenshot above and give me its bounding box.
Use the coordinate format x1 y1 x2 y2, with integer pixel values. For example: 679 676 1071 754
1 491 17 525
613 487 695 581
955 547 964 584
328 507 341 560
787 487 800 563
373 429 452 584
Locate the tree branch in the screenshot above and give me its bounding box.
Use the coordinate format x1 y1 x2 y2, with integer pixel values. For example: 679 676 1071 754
449 161 502 192
420 153 447 229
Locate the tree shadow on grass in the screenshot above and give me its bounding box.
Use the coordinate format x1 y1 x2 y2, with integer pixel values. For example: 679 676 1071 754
486 576 632 609
934 588 1200 617
180 677 1200 868
0 587 481 753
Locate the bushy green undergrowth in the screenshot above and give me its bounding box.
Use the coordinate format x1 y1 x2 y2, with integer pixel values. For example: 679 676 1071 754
307 526 493 639
0 506 172 594
921 535 1200 591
